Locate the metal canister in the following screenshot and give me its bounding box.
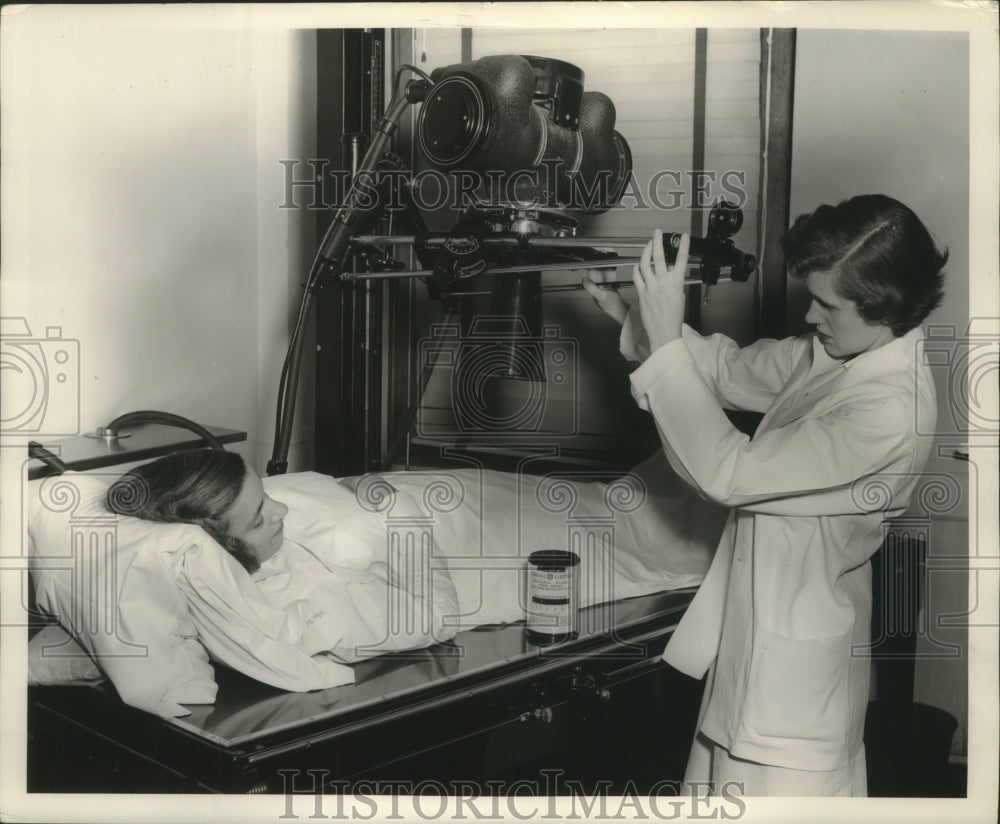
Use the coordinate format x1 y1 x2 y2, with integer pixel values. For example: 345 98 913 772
526 549 580 645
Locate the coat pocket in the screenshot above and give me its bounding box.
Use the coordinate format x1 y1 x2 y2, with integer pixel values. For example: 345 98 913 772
744 630 851 754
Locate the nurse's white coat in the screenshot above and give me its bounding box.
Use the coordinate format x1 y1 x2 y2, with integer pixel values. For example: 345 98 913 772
621 313 936 772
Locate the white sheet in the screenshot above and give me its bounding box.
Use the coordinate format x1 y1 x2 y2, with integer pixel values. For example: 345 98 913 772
174 464 725 690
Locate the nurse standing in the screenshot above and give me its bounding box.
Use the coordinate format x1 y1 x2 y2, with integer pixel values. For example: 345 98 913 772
584 194 947 796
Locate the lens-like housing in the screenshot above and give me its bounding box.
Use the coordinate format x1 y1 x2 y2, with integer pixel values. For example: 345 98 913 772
418 74 492 168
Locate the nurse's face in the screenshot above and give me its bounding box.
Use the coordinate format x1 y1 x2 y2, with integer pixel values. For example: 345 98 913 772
226 469 288 564
803 270 895 359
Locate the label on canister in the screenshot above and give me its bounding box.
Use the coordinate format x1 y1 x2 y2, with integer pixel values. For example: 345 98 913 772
526 550 580 644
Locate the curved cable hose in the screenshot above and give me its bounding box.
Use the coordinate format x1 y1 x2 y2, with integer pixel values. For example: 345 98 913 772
105 410 226 451
268 66 424 476
27 441 70 475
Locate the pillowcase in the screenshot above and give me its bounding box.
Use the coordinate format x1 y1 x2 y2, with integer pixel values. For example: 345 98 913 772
27 471 217 716
27 625 104 685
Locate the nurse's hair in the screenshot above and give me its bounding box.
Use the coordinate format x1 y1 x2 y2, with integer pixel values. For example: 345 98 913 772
782 194 947 336
105 448 260 573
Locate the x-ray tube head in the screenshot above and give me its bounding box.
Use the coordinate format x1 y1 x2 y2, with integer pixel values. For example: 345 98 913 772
417 54 632 217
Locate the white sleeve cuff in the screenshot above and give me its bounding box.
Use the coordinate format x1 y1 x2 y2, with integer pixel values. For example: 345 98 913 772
629 337 691 407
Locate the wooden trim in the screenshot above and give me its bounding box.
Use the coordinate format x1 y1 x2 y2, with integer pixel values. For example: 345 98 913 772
756 28 796 340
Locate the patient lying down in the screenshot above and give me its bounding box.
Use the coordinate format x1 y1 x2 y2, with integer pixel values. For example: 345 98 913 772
93 447 721 696
106 449 462 666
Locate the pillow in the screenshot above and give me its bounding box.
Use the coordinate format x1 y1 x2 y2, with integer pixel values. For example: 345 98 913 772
27 471 217 716
28 624 104 685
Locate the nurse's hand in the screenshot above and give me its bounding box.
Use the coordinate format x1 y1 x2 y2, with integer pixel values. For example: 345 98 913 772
581 267 629 326
634 229 688 352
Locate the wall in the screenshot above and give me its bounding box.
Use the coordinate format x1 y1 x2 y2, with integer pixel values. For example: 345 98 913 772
253 29 318 472
789 29 971 757
788 29 969 393
1 9 315 475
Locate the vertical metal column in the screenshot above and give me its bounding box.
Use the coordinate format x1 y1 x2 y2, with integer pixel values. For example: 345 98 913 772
756 28 796 340
359 30 386 473
686 28 709 330
315 29 387 477
381 29 429 472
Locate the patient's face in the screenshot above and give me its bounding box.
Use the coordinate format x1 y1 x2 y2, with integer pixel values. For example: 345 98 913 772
227 469 288 564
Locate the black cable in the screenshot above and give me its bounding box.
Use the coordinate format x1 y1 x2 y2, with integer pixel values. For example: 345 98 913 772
395 63 432 85
105 410 225 451
267 66 425 476
268 258 322 475
27 442 70 475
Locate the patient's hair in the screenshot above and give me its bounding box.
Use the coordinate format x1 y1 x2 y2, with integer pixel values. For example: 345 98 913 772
782 194 947 336
106 448 260 573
